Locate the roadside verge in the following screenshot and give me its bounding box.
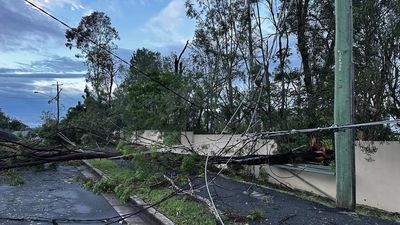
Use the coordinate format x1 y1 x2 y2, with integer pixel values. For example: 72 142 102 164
81 160 175 225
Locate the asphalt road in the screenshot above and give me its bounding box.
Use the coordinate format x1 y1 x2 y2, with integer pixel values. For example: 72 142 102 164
0 165 122 225
191 174 400 225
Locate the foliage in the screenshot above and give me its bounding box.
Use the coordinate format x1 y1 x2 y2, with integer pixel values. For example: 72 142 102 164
58 87 121 146
180 154 200 175
0 109 28 131
90 159 134 179
0 170 25 186
132 151 167 179
119 48 190 132
146 189 216 225
26 1 399 170
66 11 120 106
163 131 181 145
116 140 136 155
246 208 265 221
36 112 59 146
258 167 269 183
329 161 336 171
114 183 135 202
92 177 116 194
88 159 216 224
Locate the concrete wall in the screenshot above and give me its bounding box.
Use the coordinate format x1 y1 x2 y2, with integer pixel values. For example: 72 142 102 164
252 141 400 213
133 130 277 156
355 141 400 212
181 131 277 156
132 130 163 145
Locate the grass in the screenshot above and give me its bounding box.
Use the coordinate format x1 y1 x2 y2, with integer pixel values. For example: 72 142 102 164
87 159 216 225
89 159 135 179
356 205 400 223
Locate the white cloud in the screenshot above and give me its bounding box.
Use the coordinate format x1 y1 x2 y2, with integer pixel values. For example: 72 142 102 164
29 0 84 10
0 1 65 52
31 76 87 96
57 77 87 95
143 0 194 47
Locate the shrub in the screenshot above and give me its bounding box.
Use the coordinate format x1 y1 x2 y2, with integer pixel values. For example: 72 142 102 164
247 208 265 221
92 178 117 194
163 131 180 145
180 154 198 175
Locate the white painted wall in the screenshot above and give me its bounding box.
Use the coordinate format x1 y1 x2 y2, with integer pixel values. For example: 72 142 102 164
256 141 400 213
180 131 277 156
355 141 400 212
132 130 163 145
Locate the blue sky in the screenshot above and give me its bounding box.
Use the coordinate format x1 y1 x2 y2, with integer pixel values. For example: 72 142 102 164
0 0 195 127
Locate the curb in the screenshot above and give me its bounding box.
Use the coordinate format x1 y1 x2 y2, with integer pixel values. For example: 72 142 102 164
82 160 175 225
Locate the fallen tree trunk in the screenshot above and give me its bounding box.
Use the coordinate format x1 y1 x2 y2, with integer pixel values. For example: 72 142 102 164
0 151 121 170
208 151 326 165
0 139 326 171
114 150 325 166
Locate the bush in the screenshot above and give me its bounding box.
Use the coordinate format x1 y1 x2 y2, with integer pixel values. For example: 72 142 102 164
92 178 117 194
88 159 217 225
163 131 180 145
180 154 199 175
114 184 134 202
247 208 265 221
116 140 136 155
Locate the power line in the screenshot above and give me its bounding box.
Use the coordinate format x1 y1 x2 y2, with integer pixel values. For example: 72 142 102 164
260 119 400 138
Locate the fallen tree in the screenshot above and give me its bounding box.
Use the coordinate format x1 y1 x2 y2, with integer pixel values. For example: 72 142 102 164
0 133 122 170
0 129 327 171
111 148 327 167
0 151 121 170
208 151 326 165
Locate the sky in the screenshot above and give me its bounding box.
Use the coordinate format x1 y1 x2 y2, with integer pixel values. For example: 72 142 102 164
0 0 195 127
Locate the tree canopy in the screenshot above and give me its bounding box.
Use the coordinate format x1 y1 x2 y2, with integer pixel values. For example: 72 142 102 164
35 2 400 151
66 11 120 107
0 110 28 131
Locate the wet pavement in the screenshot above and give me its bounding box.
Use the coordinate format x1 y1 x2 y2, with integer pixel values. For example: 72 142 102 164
0 165 121 225
192 175 400 225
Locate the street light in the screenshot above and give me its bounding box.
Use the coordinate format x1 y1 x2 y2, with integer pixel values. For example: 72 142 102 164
33 90 55 100
33 90 50 96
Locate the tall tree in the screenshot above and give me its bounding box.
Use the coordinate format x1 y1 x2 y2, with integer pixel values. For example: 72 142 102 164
186 0 250 131
120 49 190 131
353 0 400 140
65 11 120 107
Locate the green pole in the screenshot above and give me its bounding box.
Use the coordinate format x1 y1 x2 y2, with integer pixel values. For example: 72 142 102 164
334 0 355 210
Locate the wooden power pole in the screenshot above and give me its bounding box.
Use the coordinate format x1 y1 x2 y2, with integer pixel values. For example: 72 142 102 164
56 81 61 130
334 0 355 210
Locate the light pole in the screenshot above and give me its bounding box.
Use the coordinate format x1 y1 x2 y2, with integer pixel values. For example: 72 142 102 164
33 82 62 129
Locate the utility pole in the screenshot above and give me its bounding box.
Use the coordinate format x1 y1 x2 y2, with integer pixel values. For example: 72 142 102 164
33 82 62 129
56 81 60 130
334 0 355 210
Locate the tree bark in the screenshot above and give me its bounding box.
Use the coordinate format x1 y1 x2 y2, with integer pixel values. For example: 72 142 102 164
0 151 121 170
